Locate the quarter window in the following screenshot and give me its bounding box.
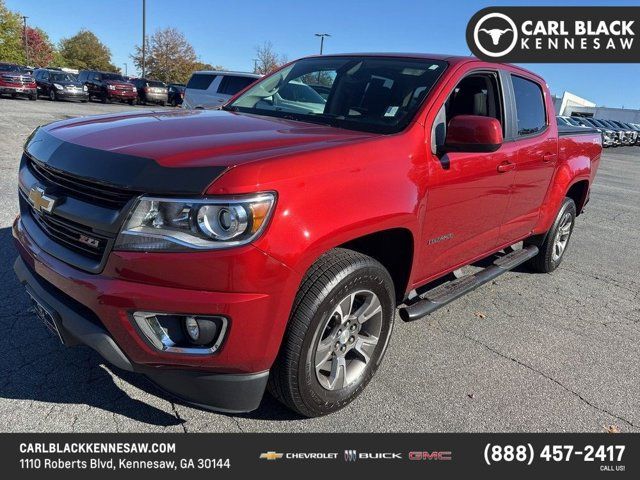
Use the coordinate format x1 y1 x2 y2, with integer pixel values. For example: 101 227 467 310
512 75 546 136
218 76 257 96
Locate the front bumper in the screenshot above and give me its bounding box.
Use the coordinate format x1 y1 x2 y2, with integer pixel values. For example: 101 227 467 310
13 214 300 412
13 254 270 413
57 90 89 100
106 90 137 100
0 86 36 95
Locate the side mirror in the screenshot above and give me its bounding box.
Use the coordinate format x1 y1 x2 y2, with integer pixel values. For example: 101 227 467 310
443 115 503 153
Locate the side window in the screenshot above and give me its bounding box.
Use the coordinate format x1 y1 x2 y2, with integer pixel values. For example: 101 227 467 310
431 72 503 154
511 75 546 136
218 76 256 96
186 73 216 90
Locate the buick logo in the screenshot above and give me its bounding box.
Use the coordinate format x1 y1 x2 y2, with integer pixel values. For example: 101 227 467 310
344 450 357 462
28 187 57 214
473 12 518 58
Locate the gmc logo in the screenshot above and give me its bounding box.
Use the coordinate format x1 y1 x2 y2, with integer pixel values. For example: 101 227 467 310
409 451 452 461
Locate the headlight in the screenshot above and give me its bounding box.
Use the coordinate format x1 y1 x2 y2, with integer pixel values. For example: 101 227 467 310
83 85 88 91
53 83 63 90
115 192 276 251
107 84 115 90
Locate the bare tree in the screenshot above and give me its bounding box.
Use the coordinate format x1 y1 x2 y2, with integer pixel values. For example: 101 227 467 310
254 41 287 75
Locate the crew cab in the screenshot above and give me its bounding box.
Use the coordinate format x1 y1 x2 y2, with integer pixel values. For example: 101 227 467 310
13 54 601 417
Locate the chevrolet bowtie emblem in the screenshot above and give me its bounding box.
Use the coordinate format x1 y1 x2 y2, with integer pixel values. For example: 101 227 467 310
28 187 57 214
259 451 283 461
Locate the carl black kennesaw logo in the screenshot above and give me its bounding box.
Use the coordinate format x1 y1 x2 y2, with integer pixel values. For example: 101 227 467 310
473 12 519 58
467 7 640 63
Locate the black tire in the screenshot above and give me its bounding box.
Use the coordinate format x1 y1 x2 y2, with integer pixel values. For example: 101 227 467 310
525 197 576 273
128 99 135 106
49 89 56 101
101 93 108 104
29 93 37 101
268 248 395 417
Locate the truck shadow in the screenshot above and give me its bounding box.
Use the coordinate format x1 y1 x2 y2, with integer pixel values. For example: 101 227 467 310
0 227 298 428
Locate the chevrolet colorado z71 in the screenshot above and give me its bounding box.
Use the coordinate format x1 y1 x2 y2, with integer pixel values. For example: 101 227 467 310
14 54 601 417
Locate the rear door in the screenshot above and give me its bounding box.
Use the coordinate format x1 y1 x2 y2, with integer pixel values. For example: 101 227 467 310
498 74 557 244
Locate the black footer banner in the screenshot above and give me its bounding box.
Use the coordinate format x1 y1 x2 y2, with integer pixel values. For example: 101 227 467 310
1 433 636 478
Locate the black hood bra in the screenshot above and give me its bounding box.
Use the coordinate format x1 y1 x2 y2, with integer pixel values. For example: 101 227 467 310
25 127 227 196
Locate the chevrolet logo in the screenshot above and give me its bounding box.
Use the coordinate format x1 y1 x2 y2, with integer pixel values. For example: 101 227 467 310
28 187 57 214
259 451 283 461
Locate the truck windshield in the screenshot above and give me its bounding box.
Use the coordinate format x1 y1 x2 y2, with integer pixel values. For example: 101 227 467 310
228 56 447 134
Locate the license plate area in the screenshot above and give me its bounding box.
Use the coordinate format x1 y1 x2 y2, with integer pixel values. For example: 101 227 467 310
25 288 65 344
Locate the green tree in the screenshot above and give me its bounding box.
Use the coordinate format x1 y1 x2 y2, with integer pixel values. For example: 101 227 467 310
0 0 24 64
58 30 117 71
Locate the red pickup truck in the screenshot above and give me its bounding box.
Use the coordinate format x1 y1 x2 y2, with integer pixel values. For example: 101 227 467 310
13 54 601 417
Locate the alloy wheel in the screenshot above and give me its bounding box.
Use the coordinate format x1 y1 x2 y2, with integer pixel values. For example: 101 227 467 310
314 290 383 391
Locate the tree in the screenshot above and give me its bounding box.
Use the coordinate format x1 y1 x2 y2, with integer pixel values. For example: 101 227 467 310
254 41 287 75
59 30 117 71
25 27 54 67
132 28 202 83
0 0 24 64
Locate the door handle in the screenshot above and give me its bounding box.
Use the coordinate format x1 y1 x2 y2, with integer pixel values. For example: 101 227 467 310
542 153 557 163
497 161 516 173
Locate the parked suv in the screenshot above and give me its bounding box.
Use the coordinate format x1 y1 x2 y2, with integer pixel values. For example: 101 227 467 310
0 63 37 100
34 69 89 102
132 78 168 106
14 54 602 417
183 71 260 109
78 70 137 104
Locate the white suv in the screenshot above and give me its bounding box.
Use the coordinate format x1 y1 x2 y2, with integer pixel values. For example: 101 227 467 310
182 71 261 109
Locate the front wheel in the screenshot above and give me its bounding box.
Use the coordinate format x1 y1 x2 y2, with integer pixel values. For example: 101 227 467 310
49 89 56 101
525 197 576 273
269 248 395 417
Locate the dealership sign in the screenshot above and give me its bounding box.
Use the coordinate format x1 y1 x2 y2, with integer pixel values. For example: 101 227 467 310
467 7 640 62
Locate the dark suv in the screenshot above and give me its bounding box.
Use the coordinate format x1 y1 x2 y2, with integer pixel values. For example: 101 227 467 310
132 78 168 106
168 83 185 106
34 69 89 102
78 70 137 104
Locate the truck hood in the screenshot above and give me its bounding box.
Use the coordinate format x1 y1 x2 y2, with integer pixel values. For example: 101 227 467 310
25 109 376 195
41 109 376 168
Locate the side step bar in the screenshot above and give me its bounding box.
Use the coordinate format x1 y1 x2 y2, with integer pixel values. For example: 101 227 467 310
398 245 539 322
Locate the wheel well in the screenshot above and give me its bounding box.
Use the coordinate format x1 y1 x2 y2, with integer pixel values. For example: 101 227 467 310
566 180 589 215
339 228 413 304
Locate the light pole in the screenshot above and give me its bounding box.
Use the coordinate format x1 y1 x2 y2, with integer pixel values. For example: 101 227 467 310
315 33 331 55
253 58 259 74
124 63 128 76
22 16 29 65
141 0 146 77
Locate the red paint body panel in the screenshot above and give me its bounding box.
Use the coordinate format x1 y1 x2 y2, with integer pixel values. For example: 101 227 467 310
14 55 602 376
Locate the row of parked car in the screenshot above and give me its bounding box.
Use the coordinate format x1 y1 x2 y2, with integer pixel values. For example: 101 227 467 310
0 61 267 110
557 115 640 148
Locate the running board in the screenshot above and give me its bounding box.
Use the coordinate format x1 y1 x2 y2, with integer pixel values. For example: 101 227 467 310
398 245 539 322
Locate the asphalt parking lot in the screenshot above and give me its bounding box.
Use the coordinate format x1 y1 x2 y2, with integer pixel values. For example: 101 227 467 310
0 97 638 433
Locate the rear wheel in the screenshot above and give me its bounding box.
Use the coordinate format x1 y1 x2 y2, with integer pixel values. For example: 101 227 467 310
269 248 395 417
526 197 576 273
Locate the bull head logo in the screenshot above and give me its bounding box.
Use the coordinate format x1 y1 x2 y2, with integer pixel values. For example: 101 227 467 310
479 28 513 45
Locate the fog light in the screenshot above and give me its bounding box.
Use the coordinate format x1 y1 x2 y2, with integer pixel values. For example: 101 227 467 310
185 316 200 341
132 312 227 354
